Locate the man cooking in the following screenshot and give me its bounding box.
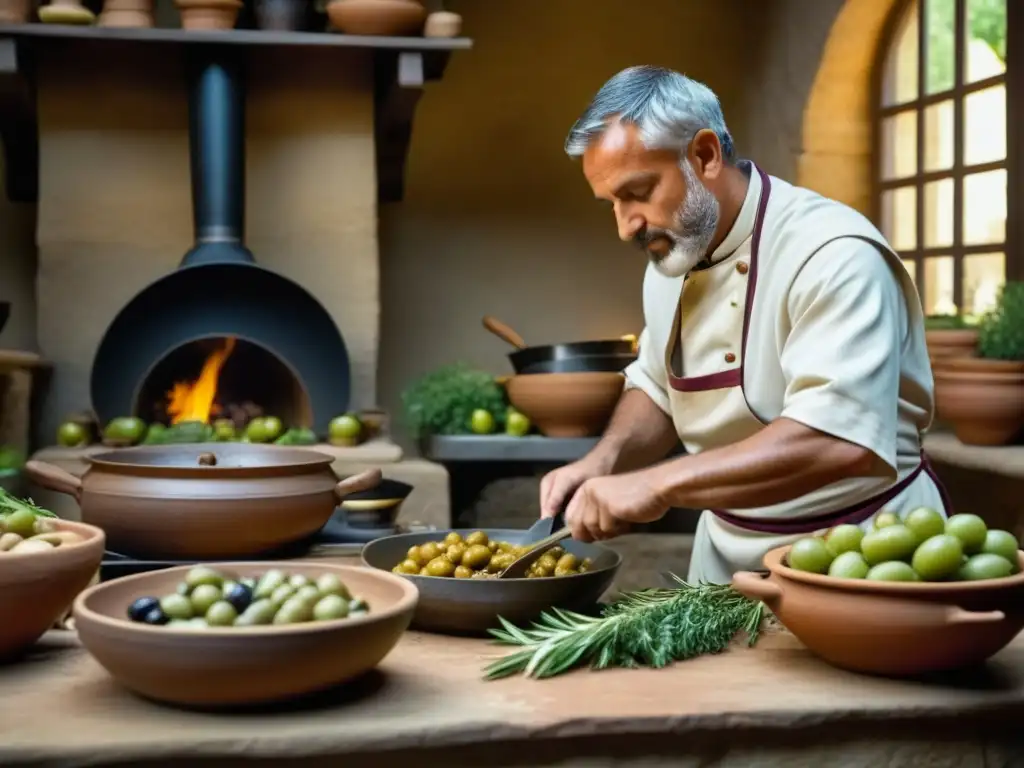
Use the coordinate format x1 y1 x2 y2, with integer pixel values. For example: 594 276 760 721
540 66 951 585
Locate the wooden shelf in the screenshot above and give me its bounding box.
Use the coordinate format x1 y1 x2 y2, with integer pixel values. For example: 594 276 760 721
0 25 473 203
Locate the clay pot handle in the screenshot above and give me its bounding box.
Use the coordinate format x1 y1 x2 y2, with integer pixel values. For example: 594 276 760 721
731 570 784 609
24 460 83 503
482 316 527 350
944 607 1006 626
333 468 383 501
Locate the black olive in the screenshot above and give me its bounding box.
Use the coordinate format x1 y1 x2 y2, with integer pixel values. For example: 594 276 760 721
224 582 253 613
142 607 169 625
128 597 160 623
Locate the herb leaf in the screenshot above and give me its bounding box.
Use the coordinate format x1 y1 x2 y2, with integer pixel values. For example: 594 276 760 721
0 487 57 518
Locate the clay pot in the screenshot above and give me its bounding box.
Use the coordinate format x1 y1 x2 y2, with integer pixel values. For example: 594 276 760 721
98 0 153 27
505 372 624 438
24 444 383 559
74 562 417 706
926 328 978 363
0 520 105 661
423 9 460 37
0 0 30 24
175 0 241 30
932 357 1024 446
733 546 1024 677
326 0 426 36
37 0 95 23
340 477 412 529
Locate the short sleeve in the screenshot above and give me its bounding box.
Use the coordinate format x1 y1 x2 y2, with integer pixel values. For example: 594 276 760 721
624 326 671 415
779 238 907 474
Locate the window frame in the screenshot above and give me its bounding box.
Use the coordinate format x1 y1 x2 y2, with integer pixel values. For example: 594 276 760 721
871 0 1022 315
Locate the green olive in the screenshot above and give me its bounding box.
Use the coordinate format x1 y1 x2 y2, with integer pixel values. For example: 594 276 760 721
533 563 554 578
406 545 424 564
295 584 321 604
488 552 515 573
312 594 350 621
397 559 420 574
555 553 579 571
580 558 593 572
425 556 456 577
903 507 946 543
189 583 222 615
159 593 194 621
3 510 35 538
981 529 1020 564
827 551 870 579
288 573 311 589
273 596 313 625
185 566 225 590
465 531 489 547
443 532 463 547
824 524 864 556
445 543 467 564
234 599 277 626
553 566 577 577
176 582 191 596
487 540 500 552
865 561 919 582
240 577 257 590
788 537 834 573
316 573 351 599
418 542 443 562
462 544 492 570
454 565 474 579
254 569 287 599
349 597 368 613
860 525 918 566
205 600 238 627
270 583 297 607
911 534 964 581
537 553 559 572
945 514 988 554
957 553 1015 581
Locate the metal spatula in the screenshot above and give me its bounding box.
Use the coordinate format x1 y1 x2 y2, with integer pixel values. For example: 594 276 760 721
497 510 570 579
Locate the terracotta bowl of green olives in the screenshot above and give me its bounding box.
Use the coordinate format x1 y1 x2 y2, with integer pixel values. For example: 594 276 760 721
362 528 621 635
72 562 418 707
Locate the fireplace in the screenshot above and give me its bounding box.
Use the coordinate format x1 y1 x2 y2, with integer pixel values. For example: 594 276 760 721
88 50 350 435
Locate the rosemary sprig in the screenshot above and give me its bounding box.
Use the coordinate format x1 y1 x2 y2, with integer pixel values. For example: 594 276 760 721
483 576 766 680
0 487 57 518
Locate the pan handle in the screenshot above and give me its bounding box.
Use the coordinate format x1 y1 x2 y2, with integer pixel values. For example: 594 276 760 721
24 460 84 503
482 316 527 350
333 468 383 501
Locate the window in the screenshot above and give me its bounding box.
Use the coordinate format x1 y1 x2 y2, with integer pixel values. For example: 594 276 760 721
876 0 1013 317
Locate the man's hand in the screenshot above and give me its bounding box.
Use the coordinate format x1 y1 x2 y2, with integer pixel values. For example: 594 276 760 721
563 470 669 542
539 454 613 519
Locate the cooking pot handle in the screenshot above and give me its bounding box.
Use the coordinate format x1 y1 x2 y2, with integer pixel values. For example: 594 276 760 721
333 468 383 501
731 570 784 610
24 460 83 503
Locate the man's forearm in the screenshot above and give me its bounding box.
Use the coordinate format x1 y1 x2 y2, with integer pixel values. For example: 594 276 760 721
646 417 880 511
588 388 679 474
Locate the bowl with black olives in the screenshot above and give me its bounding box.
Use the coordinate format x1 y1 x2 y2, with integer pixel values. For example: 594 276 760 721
362 528 620 635
72 562 418 707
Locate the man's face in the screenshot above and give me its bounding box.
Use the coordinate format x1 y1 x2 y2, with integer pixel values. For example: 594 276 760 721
582 122 720 278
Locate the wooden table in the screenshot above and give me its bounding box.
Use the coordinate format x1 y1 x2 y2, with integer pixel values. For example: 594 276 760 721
1 629 1023 767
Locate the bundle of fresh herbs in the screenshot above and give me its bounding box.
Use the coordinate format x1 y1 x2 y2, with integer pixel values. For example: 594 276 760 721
483 577 767 680
0 486 57 519
401 363 508 438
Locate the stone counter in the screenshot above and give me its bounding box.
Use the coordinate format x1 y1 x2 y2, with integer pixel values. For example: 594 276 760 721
2 629 1024 767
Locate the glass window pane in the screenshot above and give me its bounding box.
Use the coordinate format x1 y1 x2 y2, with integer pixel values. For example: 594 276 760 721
884 2 920 105
881 111 918 179
962 252 1005 316
926 0 956 94
923 100 954 171
965 0 1006 83
963 169 1006 245
902 258 918 285
924 256 956 315
882 187 918 251
964 85 1006 165
923 178 954 248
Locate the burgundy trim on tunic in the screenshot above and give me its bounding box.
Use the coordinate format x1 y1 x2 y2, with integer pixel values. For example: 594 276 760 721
662 166 954 532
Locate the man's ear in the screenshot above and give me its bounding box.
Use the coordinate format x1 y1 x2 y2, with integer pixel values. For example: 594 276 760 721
688 128 724 181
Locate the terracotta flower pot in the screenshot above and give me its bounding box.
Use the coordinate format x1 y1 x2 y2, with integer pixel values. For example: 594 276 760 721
98 0 153 26
326 0 426 36
175 0 241 30
926 328 979 364
933 357 1024 446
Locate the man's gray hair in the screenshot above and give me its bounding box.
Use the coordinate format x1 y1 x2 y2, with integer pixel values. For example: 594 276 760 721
565 66 735 161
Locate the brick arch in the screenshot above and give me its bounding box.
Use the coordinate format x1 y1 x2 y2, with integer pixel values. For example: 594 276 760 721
797 0 904 215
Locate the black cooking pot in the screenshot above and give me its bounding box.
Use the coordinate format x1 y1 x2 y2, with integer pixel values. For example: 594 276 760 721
483 316 636 375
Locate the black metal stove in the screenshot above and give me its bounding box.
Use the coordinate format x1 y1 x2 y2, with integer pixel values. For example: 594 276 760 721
89 50 351 433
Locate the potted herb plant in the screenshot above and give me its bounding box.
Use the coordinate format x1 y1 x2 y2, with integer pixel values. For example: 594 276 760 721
933 282 1024 446
925 313 978 362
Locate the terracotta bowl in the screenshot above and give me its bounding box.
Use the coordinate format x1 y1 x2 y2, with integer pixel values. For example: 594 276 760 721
73 562 418 707
926 328 978 362
933 357 1024 446
505 372 624 438
733 546 1024 677
0 519 105 661
326 0 426 36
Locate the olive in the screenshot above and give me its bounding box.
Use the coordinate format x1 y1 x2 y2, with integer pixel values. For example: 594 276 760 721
580 558 593 572
418 542 443 562
488 552 515 573
446 543 467 564
443 532 463 547
548 546 566 560
270 584 297 607
462 544 491 570
406 545 423 564
240 577 257 590
143 607 170 625
454 565 474 579
349 597 368 613
554 566 576 577
189 583 222 615
465 531 489 547
316 573 351 599
176 582 191 597
32 517 57 535
185 566 225 590
254 569 287 599
313 594 350 621
234 599 277 626
189 618 209 629
487 541 500 553
221 579 239 595
273 596 313 625
3 510 35 538
295 584 321 604
556 553 579 571
533 563 554 578
288 574 311 589
223 582 253 613
397 559 420 574
426 556 456 577
205 600 238 627
127 596 160 623
349 609 369 619
537 553 559 572
160 593 194 621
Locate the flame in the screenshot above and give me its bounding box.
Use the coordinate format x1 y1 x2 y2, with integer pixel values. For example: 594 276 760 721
166 337 236 425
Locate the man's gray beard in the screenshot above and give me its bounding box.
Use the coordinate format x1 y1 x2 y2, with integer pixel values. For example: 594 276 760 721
650 160 721 279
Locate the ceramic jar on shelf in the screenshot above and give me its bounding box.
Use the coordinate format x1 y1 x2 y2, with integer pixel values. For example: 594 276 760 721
325 0 426 36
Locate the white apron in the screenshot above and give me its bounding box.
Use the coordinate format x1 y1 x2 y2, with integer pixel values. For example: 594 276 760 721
663 167 952 585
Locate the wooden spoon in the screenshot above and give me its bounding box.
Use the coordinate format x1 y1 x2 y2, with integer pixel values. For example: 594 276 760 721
482 316 527 350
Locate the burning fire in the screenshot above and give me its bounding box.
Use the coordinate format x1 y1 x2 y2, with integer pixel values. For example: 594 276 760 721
166 337 236 425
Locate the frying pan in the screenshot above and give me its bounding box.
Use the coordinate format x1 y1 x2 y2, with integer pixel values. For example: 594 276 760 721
482 316 636 375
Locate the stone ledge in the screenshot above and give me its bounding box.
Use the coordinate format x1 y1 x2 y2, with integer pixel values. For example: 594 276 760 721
924 432 1024 479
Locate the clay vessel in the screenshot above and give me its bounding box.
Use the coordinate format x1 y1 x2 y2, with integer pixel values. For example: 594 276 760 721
175 0 241 30
0 0 29 24
733 546 1024 677
0 519 105 661
326 0 426 36
423 9 460 37
926 328 978 362
24 444 383 559
505 372 624 438
932 357 1024 446
74 562 417 706
98 0 153 27
37 0 94 23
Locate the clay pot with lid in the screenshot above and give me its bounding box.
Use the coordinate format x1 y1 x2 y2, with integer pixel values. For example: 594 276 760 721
25 444 383 559
932 356 1024 446
175 0 241 30
733 546 1024 677
326 0 426 36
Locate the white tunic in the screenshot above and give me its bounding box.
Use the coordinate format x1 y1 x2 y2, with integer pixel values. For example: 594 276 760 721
624 162 949 584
